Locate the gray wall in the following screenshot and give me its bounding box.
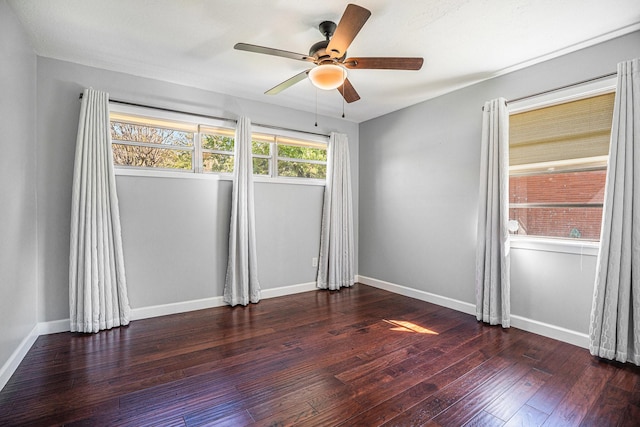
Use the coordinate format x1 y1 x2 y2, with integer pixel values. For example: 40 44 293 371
359 31 640 335
0 0 38 369
36 57 358 322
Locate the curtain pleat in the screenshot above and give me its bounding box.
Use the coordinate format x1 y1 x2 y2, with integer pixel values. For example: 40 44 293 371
69 88 130 333
475 98 510 327
589 58 640 365
317 132 354 290
224 117 260 306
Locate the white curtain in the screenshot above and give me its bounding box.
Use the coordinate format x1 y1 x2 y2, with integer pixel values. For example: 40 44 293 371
224 117 260 306
589 58 640 365
69 88 131 333
475 98 510 327
317 132 355 290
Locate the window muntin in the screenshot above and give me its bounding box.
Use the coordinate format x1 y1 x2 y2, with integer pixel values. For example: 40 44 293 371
508 92 614 241
109 107 327 181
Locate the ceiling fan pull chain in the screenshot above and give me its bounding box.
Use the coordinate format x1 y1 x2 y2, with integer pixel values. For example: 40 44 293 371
342 69 346 118
315 87 318 127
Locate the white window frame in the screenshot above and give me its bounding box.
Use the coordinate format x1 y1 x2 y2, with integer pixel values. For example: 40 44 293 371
252 125 328 185
507 76 616 255
109 103 328 186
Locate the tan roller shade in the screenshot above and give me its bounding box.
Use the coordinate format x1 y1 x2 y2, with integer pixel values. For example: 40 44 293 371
510 92 615 169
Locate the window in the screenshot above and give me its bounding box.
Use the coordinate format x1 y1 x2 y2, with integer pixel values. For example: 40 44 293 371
109 106 327 181
508 91 615 241
252 133 328 180
110 112 196 171
200 126 235 173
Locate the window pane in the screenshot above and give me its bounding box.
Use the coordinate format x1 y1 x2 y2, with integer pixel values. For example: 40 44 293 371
509 207 603 240
278 160 326 179
112 144 192 170
252 140 270 156
509 170 606 240
203 152 234 173
278 144 327 162
253 158 269 175
111 122 193 147
202 134 234 151
510 170 606 204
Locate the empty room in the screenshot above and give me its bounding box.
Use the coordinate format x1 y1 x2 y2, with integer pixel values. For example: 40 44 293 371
1 0 640 425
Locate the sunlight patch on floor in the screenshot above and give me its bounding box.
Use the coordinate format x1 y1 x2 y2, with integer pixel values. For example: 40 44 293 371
383 319 439 334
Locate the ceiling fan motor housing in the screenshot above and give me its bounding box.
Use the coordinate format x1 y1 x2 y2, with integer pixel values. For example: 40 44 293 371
309 40 330 61
310 21 346 63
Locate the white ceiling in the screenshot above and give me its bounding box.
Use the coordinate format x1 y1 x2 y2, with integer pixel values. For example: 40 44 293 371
8 0 640 123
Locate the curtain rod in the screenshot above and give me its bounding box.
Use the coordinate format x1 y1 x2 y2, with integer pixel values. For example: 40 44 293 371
481 71 617 110
507 72 618 104
506 71 617 104
78 93 330 138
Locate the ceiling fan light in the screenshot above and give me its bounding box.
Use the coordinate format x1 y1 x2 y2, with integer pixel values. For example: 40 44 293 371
308 64 347 90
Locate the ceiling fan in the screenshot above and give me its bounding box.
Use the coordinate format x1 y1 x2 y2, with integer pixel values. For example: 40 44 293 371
234 3 424 103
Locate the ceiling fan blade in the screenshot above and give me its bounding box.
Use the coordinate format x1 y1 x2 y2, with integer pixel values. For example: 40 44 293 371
337 78 360 103
234 43 313 62
326 4 371 59
343 57 424 70
265 70 310 95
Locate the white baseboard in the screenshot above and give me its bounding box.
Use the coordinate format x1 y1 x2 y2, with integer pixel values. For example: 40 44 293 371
261 281 317 299
130 282 317 320
131 296 226 321
37 319 72 335
357 275 589 349
510 315 589 349
358 275 476 315
36 282 320 333
0 324 39 392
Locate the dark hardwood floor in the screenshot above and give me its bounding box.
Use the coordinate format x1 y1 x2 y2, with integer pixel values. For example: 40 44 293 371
1 284 639 426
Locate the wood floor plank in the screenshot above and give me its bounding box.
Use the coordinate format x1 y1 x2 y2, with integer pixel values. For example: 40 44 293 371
503 404 549 427
339 349 492 426
618 401 640 427
1 284 639 427
377 354 516 426
525 344 592 415
462 410 506 427
541 358 616 426
427 357 534 426
577 382 632 427
247 376 342 422
484 367 551 421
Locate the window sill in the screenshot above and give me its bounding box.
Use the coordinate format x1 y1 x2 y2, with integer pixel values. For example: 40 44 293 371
253 176 326 186
509 235 599 256
114 167 326 186
115 167 229 180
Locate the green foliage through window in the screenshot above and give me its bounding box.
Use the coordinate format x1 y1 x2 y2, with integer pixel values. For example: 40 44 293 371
278 160 327 179
202 134 234 151
278 144 327 162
